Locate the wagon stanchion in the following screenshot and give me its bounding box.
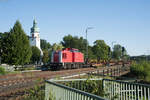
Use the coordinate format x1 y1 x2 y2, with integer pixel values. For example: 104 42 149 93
119 67 121 76
110 68 113 77
107 69 109 76
97 70 99 75
103 70 104 76
119 67 120 76
113 68 115 77
117 67 118 76
117 67 120 76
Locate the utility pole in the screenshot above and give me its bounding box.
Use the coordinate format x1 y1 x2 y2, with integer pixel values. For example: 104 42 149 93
85 27 93 64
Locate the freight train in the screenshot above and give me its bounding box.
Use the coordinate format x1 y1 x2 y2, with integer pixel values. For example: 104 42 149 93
43 48 90 70
42 48 131 70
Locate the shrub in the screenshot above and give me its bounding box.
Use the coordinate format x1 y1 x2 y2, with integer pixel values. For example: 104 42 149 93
66 77 104 97
0 66 6 75
23 84 56 100
130 61 150 81
23 85 45 100
83 79 104 97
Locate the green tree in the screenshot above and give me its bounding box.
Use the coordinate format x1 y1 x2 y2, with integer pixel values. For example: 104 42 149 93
40 39 51 64
78 37 87 53
52 43 64 51
61 35 87 51
31 46 41 64
121 46 128 61
0 32 9 64
42 50 49 64
1 21 32 65
61 34 99 60
92 40 109 62
112 44 128 60
0 33 2 49
61 34 73 48
40 39 51 50
108 46 112 60
0 32 8 50
112 44 122 60
61 34 88 56
88 46 96 60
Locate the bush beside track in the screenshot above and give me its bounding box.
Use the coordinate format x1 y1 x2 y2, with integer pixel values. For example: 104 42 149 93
130 61 150 82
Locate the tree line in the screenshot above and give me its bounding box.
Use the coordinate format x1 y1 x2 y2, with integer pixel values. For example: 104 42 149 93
61 35 129 62
0 20 129 66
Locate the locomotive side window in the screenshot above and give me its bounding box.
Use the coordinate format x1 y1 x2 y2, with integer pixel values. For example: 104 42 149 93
63 53 67 59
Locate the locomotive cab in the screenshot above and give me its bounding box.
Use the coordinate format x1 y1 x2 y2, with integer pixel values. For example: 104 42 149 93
50 48 84 70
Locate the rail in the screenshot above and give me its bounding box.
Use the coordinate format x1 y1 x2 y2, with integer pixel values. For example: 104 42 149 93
103 79 150 100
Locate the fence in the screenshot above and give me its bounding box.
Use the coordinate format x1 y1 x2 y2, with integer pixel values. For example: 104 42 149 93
45 71 150 100
103 79 150 100
45 79 106 100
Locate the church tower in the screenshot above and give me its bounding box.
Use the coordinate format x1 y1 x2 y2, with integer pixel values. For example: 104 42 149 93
30 19 43 56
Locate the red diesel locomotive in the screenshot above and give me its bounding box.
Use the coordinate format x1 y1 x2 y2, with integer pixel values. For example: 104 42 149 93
49 48 85 70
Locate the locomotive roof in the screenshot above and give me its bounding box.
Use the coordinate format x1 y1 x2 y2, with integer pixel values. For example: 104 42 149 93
54 48 80 52
62 48 79 51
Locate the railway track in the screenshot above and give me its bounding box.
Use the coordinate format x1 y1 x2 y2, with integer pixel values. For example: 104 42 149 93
0 68 97 97
0 65 130 100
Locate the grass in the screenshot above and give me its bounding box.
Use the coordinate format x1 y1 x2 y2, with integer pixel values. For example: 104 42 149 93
7 71 21 74
15 66 36 71
0 65 37 76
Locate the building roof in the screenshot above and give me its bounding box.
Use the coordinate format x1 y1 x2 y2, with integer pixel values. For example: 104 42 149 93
31 19 40 33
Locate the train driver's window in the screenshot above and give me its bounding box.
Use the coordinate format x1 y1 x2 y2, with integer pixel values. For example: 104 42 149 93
65 54 67 58
63 53 67 59
63 53 65 58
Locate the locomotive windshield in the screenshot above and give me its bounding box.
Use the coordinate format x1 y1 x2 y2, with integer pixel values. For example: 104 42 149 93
70 49 79 52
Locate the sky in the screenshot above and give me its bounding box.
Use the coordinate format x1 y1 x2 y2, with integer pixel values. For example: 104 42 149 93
0 0 150 56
